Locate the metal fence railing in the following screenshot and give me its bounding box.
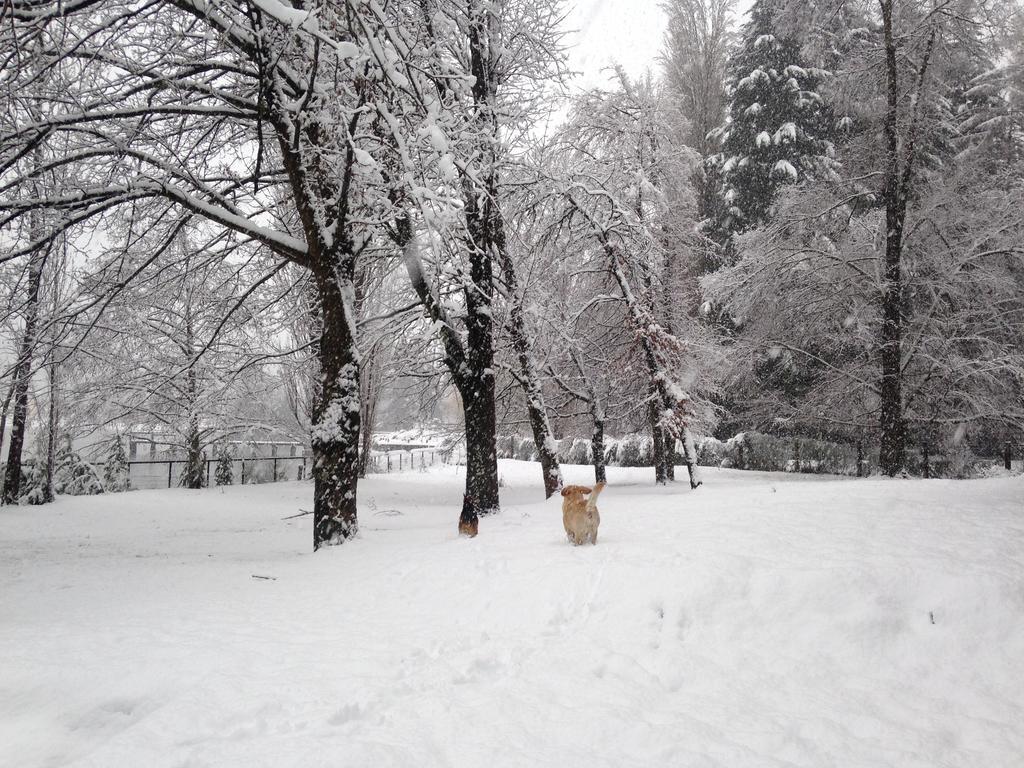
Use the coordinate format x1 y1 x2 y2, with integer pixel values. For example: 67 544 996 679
93 449 446 490
364 448 443 475
91 456 309 491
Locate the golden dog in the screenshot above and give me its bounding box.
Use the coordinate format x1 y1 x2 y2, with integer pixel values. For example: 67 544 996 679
560 482 605 545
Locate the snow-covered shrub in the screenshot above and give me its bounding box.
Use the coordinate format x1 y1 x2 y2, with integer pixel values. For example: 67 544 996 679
617 433 653 467
16 457 48 505
54 446 103 496
553 438 570 463
695 436 725 467
103 436 130 492
940 440 980 479
513 436 536 462
496 435 516 460
566 438 591 465
603 438 619 466
214 446 233 486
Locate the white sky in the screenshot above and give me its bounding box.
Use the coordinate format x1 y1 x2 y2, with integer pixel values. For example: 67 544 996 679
565 0 755 90
566 0 668 90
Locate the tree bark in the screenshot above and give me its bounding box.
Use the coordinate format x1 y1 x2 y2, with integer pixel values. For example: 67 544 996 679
182 312 204 489
650 396 667 485
310 264 361 550
2 245 46 505
497 243 562 498
43 359 58 503
877 2 935 476
682 428 702 489
591 416 607 484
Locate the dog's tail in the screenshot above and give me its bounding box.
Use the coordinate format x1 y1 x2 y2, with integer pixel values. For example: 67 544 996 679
586 482 606 512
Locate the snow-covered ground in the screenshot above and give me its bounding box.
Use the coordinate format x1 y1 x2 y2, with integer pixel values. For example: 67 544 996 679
2 461 1022 767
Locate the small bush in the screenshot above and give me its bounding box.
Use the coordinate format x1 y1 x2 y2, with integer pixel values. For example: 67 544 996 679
214 446 233 486
103 435 130 492
54 446 104 496
566 438 591 465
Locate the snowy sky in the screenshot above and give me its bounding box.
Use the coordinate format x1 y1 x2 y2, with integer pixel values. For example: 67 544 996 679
566 0 667 89
566 0 754 90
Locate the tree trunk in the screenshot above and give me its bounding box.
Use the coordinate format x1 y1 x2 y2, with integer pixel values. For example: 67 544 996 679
877 2 934 477
495 222 562 498
310 266 361 550
2 246 46 505
591 415 607 484
1004 441 1012 471
42 359 58 503
922 437 930 479
182 315 204 490
650 397 667 485
0 377 16 498
357 342 380 479
682 428 702 489
459 382 499 535
856 439 864 477
183 413 203 489
665 436 676 482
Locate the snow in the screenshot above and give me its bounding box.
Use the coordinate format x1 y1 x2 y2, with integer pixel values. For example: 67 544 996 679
772 159 799 181
3 462 1023 767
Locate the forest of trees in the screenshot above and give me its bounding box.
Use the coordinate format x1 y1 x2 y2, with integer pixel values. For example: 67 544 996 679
1 0 1021 549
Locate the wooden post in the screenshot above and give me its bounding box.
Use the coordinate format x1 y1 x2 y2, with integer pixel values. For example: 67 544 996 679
273 456 278 481
167 461 173 488
922 439 930 479
241 459 246 485
1005 442 1013 471
206 460 211 487
856 440 864 477
387 453 391 472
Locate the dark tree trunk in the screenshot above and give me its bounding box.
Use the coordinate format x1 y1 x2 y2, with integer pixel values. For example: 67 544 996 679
1005 442 1013 471
877 3 934 476
3 246 46 505
458 360 500 532
922 437 930 479
856 440 864 477
495 218 562 498
182 315 204 490
665 436 676 482
183 414 203 489
650 398 667 485
42 360 58 503
591 416 606 484
310 266 361 550
356 334 380 479
0 377 16 498
394 215 498 536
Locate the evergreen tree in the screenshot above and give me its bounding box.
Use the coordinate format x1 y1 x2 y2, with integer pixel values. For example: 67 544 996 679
53 443 104 496
16 457 48 505
707 0 837 244
103 435 130 492
214 445 233 487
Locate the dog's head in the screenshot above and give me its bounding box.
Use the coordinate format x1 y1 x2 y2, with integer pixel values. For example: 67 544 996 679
560 484 592 499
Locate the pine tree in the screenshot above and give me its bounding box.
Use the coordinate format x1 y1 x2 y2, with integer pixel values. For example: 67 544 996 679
214 445 233 487
103 435 130 492
708 0 837 244
53 443 104 496
16 457 48 505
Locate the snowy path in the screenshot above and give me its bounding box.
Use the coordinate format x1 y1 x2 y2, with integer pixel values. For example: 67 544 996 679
2 462 1022 767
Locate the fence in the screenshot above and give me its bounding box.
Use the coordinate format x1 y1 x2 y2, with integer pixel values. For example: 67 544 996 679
364 448 443 475
98 448 443 490
98 456 309 491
